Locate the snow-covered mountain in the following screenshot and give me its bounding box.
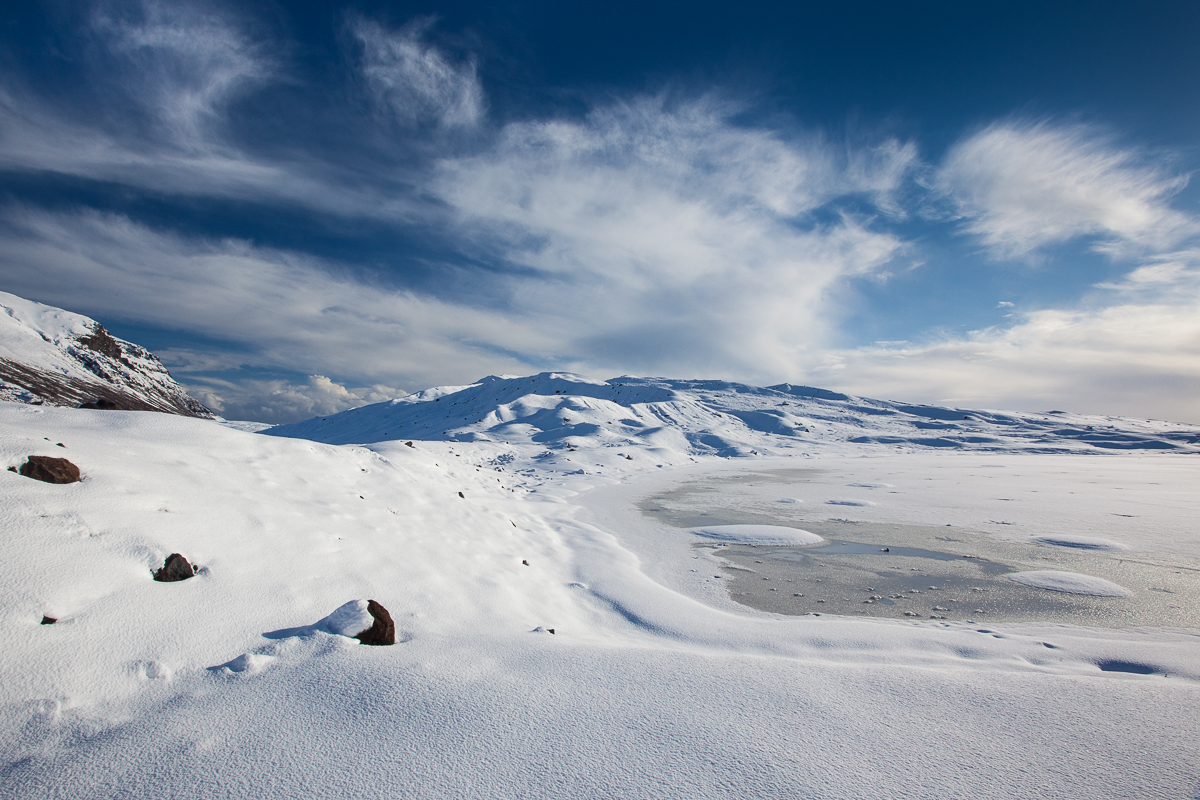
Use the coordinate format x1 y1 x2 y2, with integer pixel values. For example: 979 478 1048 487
266 371 1200 455
0 291 213 417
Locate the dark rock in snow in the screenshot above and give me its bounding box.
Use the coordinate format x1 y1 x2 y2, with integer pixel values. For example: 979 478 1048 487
353 599 396 646
79 398 135 411
458 491 465 498
19 456 81 484
40 615 57 625
153 553 196 582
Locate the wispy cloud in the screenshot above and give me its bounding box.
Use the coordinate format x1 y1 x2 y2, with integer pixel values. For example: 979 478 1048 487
94 0 272 149
353 16 484 128
938 121 1195 259
0 208 548 389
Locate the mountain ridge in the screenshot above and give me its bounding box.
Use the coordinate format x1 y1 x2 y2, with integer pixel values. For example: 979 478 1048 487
265 371 1200 456
0 291 213 418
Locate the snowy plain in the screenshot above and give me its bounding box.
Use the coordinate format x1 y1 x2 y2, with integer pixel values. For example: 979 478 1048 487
2 372 1200 798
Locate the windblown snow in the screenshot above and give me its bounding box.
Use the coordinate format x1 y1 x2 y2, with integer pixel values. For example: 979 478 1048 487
2 369 1199 799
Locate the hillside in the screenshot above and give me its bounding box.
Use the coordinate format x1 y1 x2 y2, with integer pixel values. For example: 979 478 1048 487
266 371 1200 456
0 291 212 417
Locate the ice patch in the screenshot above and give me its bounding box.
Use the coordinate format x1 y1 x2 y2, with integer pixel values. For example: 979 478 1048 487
777 498 803 504
847 482 892 488
1033 536 1130 552
826 499 877 507
1006 571 1131 597
692 524 824 546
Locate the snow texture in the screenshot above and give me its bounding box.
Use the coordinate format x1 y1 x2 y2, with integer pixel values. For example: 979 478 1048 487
1007 570 1133 597
692 524 824 546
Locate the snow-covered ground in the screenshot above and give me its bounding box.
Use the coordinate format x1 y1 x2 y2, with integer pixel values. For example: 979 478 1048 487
3 374 1199 798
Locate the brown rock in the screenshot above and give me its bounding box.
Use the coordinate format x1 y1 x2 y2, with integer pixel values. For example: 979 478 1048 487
353 599 396 646
79 398 133 411
153 553 195 582
19 456 81 484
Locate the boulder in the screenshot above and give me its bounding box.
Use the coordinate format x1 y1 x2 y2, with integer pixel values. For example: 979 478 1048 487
19 455 81 484
354 599 396 646
153 553 195 582
40 615 57 625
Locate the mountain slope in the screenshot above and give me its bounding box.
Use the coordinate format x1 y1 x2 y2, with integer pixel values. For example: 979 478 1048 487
0 291 213 417
265 371 1200 455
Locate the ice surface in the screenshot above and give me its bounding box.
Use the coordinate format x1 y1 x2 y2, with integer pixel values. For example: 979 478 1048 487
1007 570 1133 597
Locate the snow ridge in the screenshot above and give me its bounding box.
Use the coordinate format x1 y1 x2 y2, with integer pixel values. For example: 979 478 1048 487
265 371 1200 456
0 291 212 417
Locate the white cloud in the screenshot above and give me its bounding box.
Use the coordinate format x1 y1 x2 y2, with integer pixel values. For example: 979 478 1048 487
432 96 911 379
353 17 484 128
186 374 405 423
817 252 1200 423
938 122 1195 258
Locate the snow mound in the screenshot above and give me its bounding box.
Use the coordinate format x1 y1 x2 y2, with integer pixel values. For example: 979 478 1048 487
1033 536 1130 552
692 525 824 546
317 600 376 638
1006 571 1132 597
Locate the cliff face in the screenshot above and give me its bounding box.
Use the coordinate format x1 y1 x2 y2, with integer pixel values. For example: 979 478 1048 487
0 291 214 418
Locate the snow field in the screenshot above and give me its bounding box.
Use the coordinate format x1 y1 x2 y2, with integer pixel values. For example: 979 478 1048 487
2 400 1200 797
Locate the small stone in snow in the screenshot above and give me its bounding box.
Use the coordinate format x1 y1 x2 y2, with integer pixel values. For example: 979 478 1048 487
353 600 396 646
458 492 465 498
153 553 195 582
40 615 57 625
18 456 81 484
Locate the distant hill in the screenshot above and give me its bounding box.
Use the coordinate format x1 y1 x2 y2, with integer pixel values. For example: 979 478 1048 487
0 291 213 417
265 372 1200 455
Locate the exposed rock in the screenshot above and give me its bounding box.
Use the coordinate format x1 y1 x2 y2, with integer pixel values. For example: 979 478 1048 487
40 615 57 625
19 456 81 484
79 398 136 411
353 599 396 646
153 553 195 582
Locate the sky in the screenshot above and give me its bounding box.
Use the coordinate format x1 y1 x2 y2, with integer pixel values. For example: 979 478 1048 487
1 1 1198 424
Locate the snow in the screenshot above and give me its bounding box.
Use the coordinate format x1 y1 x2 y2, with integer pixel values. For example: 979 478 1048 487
691 524 824 546
1034 535 1131 552
2 373 1200 798
1007 570 1133 597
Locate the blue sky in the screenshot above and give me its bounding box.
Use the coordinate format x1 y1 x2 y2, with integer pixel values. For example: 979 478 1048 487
1 1 1198 423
